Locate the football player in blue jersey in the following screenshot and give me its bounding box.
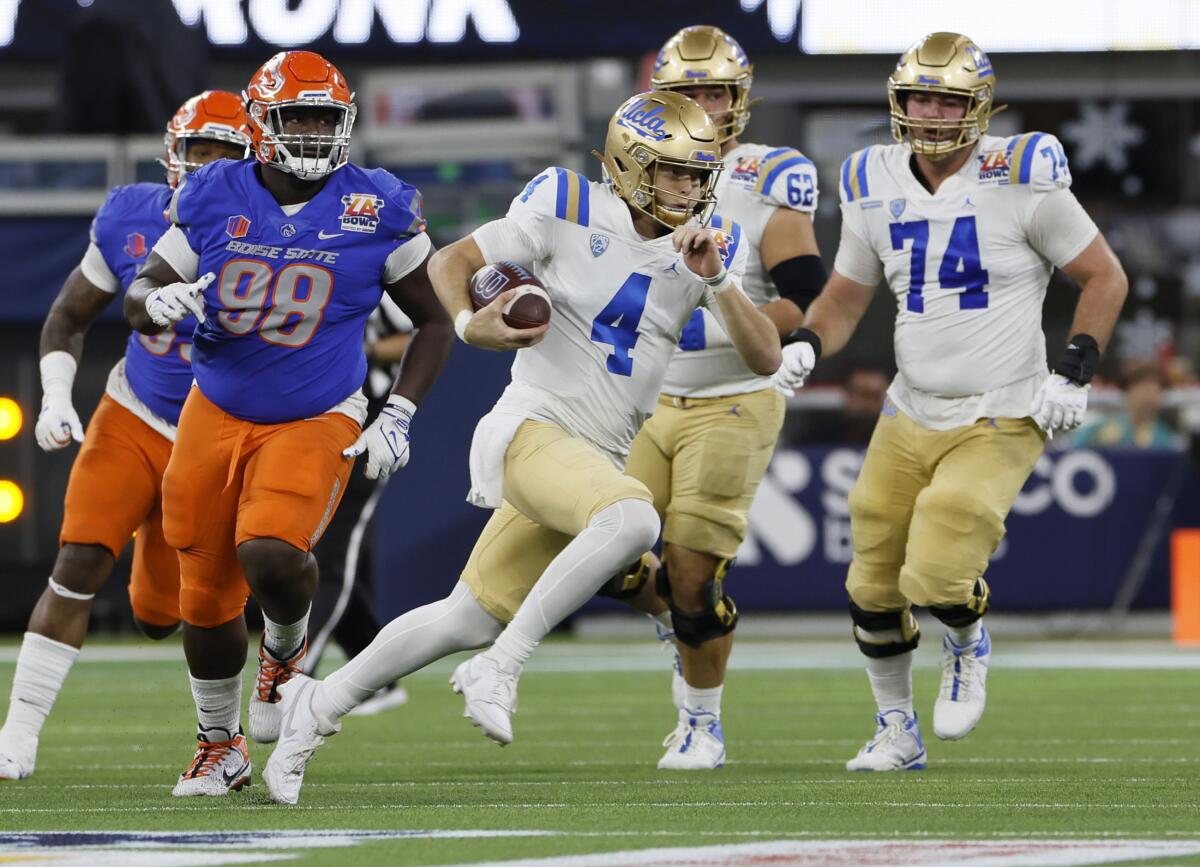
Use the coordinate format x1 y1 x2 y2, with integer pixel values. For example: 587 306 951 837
0 91 252 782
125 51 453 797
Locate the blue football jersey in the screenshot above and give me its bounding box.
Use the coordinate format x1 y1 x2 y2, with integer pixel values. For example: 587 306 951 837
91 182 196 426
169 159 426 424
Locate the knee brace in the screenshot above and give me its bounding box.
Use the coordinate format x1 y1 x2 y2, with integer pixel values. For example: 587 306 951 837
597 552 654 600
656 558 738 648
849 601 920 658
929 577 991 628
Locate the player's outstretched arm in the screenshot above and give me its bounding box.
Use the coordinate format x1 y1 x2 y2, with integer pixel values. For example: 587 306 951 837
676 225 780 375
428 235 548 351
34 267 114 450
382 253 454 407
125 252 205 335
800 270 876 360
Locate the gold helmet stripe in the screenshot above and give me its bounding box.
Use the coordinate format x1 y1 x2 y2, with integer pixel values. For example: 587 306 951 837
753 147 811 197
552 167 591 226
1007 132 1047 185
840 147 873 202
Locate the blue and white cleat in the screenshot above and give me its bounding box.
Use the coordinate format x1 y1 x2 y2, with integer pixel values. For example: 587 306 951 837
933 627 991 740
846 709 927 771
658 711 726 770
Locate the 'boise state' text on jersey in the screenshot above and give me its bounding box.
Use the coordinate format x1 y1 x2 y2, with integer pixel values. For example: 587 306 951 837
91 182 195 425
474 166 748 463
170 159 425 424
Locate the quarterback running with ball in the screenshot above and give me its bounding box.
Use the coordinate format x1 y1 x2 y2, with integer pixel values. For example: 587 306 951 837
777 33 1127 771
261 90 781 804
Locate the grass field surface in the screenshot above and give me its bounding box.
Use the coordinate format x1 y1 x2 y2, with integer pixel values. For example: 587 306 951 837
1 638 1198 866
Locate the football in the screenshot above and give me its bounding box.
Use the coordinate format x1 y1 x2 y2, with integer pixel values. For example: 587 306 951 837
469 261 552 330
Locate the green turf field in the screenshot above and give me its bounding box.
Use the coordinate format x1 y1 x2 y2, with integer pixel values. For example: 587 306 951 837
1 639 1199 866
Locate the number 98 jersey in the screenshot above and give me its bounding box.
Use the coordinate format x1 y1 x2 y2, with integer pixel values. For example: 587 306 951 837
165 158 427 424
473 166 749 464
832 132 1098 429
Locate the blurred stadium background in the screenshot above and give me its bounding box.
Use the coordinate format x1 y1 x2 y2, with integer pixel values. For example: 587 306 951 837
0 0 1199 640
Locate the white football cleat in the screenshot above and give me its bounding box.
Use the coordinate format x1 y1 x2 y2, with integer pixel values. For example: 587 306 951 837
450 653 517 746
658 712 725 770
0 731 35 780
249 639 307 744
347 682 408 717
263 675 341 805
846 709 927 772
171 731 252 796
934 627 991 740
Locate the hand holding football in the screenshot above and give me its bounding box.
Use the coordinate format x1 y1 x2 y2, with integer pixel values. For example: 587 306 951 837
469 261 552 330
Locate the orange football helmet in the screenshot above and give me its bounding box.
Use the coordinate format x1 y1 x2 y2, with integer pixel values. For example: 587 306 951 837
163 90 253 188
243 50 356 181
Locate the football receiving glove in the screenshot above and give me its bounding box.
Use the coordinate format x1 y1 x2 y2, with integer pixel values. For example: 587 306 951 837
34 351 83 451
145 272 213 327
771 328 821 395
343 395 416 480
1031 334 1099 434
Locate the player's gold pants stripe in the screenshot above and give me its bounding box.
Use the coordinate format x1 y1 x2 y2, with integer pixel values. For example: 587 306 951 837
845 408 1044 613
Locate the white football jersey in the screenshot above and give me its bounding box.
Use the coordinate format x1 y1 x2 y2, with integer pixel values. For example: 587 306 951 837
833 132 1098 430
662 142 819 398
473 166 750 464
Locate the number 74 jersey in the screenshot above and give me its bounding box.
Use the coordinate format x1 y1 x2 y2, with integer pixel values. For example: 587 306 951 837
833 132 1098 429
474 166 749 465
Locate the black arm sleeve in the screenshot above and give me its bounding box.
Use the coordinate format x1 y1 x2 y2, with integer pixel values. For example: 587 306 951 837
770 254 827 312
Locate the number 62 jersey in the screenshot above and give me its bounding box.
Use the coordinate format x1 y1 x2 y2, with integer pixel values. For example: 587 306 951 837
472 166 750 467
832 132 1099 430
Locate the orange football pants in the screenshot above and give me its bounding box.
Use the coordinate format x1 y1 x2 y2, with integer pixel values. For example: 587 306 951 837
59 395 180 627
161 386 360 628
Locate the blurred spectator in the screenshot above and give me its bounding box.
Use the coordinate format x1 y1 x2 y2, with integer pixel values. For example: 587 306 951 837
1073 362 1183 451
802 366 891 445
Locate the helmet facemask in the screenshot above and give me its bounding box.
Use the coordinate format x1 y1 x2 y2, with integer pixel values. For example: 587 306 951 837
603 144 721 230
888 84 993 158
164 129 251 186
250 99 356 181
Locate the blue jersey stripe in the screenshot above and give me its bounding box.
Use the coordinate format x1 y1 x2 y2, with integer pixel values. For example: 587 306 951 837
761 155 812 198
575 171 590 227
1018 132 1045 184
841 155 853 201
855 147 871 198
764 146 791 160
554 167 569 220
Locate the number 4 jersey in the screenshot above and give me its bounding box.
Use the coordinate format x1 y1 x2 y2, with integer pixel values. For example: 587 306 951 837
155 158 431 424
472 166 750 466
832 132 1099 430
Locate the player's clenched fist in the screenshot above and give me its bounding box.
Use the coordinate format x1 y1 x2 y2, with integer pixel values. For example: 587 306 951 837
672 225 723 280
35 392 83 451
145 272 213 327
463 288 549 351
343 394 416 479
1031 373 1089 434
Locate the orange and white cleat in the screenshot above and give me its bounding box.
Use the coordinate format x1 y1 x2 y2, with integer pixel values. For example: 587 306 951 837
171 731 251 797
249 640 307 743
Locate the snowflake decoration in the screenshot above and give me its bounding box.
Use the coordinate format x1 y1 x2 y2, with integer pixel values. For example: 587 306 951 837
1061 102 1145 173
1115 307 1173 361
740 0 801 41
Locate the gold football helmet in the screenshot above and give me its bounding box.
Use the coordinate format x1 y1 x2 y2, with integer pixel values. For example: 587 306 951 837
888 32 1003 157
650 25 752 144
598 91 722 229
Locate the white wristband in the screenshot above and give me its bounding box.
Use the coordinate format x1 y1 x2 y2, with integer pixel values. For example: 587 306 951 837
40 350 77 398
454 309 474 344
702 269 736 294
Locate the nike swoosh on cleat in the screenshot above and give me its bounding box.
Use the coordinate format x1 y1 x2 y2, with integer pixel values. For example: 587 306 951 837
222 761 248 785
317 230 344 240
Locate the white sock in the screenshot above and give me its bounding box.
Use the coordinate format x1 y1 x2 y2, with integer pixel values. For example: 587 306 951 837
263 606 309 661
317 581 502 720
683 682 723 720
948 620 983 648
1 632 78 744
189 674 242 743
487 499 660 671
864 651 914 717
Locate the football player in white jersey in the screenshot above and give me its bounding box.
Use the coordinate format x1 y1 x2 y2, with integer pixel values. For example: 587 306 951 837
596 25 826 771
260 91 780 803
775 32 1128 771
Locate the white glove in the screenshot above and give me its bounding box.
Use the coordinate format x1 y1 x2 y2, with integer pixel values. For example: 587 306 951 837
35 351 83 451
145 272 213 327
771 340 817 395
343 395 415 480
1031 374 1089 434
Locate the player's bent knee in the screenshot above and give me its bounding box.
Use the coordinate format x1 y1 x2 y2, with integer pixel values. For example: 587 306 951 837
657 557 738 648
51 543 116 596
928 577 991 627
135 617 181 641
848 601 920 657
237 538 310 580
